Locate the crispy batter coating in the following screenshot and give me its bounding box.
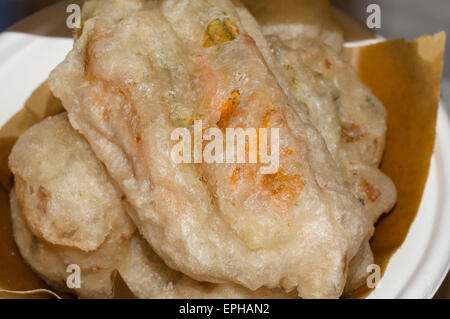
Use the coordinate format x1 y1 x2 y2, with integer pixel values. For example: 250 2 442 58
270 38 396 224
9 114 298 298
118 233 296 299
49 0 372 298
234 4 394 293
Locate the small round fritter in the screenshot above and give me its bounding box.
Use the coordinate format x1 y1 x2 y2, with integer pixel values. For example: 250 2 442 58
235 5 392 294
9 114 135 298
50 0 372 298
9 114 134 252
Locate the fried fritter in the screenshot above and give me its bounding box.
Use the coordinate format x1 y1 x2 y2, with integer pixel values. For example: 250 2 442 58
234 3 394 293
50 0 371 298
236 2 396 225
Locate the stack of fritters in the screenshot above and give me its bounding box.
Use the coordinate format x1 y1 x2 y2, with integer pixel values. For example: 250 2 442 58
9 0 396 299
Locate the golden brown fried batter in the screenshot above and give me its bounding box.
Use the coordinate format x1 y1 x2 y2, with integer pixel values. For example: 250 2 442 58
49 0 372 298
9 113 296 299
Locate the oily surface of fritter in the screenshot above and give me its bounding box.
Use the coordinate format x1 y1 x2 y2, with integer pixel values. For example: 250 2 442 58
50 0 371 298
8 114 135 298
13 190 294 299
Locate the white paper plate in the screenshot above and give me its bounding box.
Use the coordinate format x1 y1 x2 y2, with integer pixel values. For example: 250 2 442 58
0 1 449 299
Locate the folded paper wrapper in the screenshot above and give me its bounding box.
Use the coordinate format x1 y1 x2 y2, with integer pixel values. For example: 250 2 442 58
0 31 445 298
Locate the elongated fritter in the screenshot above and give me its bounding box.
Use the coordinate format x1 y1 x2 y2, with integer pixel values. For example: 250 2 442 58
234 3 395 294
50 0 371 298
235 2 396 224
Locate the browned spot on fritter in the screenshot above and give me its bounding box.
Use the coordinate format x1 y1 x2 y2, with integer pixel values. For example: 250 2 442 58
373 138 378 150
359 178 381 202
260 171 304 209
229 167 257 190
230 167 241 184
324 58 332 69
118 234 128 245
36 186 50 215
282 149 294 157
217 90 240 128
341 123 362 142
83 36 91 75
199 176 208 184
102 108 111 121
135 135 142 144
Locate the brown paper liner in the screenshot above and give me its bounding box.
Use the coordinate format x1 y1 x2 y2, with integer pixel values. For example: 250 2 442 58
345 32 446 298
0 32 445 298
